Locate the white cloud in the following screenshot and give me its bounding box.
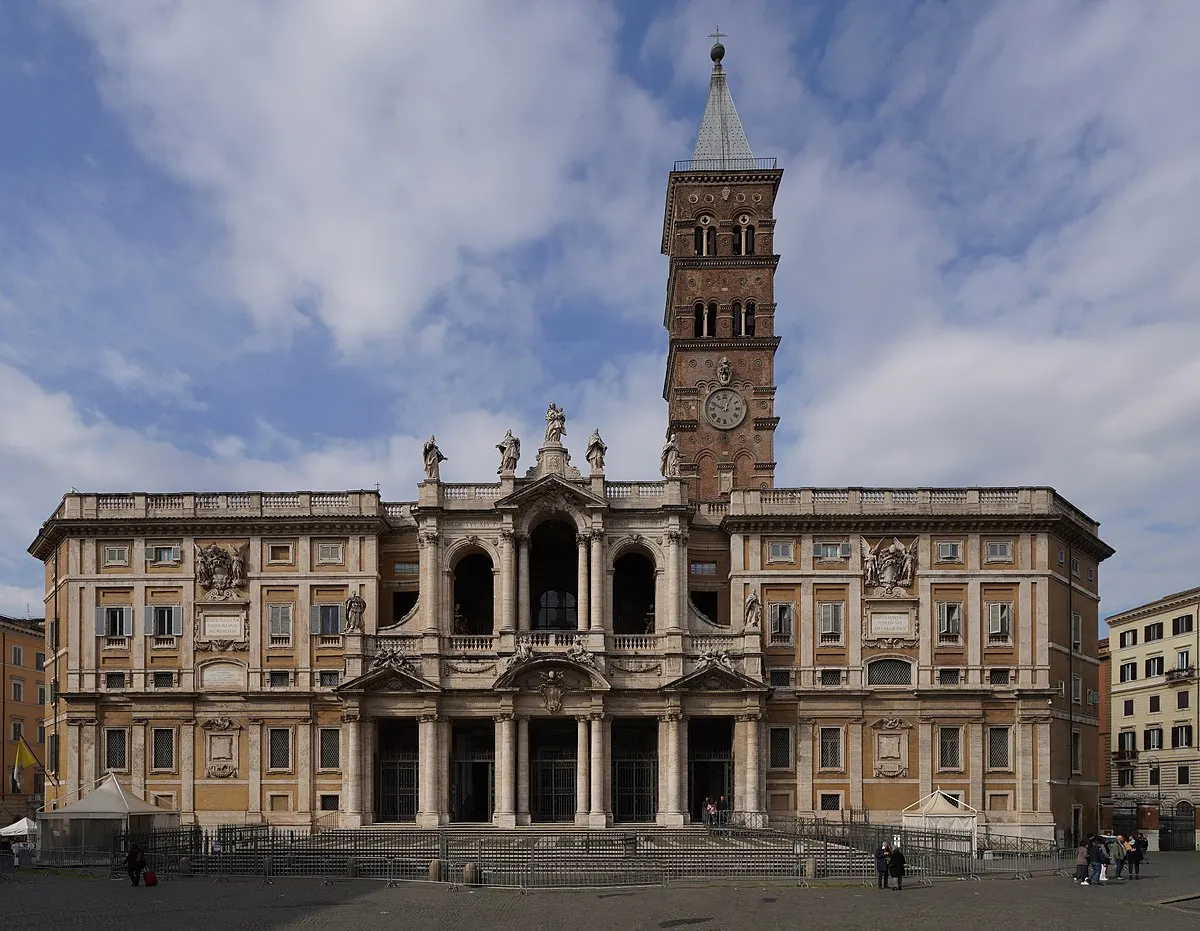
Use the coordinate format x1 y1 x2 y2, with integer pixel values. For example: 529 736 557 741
97 349 205 411
0 584 43 620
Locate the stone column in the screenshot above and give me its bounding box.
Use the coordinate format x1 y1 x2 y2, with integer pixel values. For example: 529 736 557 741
576 534 590 631
495 714 516 827
679 716 690 822
589 530 605 630
662 713 684 825
500 530 516 632
297 720 312 816
746 715 762 814
588 714 607 828
796 719 813 814
666 530 683 632
343 714 361 825
516 715 530 825
918 720 933 799
576 716 591 825
180 719 195 819
517 536 531 632
418 714 439 826
131 719 147 796
420 530 440 632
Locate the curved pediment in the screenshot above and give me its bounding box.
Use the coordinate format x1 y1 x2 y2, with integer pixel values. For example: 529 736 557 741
493 655 610 692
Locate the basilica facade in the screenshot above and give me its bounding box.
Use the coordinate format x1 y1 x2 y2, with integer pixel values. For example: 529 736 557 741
29 42 1112 842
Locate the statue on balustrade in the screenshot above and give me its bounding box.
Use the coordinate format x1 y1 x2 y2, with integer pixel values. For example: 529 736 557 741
544 402 566 445
586 428 607 473
744 590 762 630
496 430 521 474
660 433 680 478
422 435 446 481
344 590 366 632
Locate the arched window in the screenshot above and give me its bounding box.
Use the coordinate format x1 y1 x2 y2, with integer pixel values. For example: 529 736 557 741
732 215 756 256
739 301 756 337
706 302 717 337
693 217 717 257
866 658 913 686
693 302 706 338
731 301 741 336
536 590 577 630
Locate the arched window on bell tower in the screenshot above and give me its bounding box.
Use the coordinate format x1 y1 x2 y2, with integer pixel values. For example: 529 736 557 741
706 302 718 337
738 301 756 337
732 215 756 256
693 302 705 338
694 217 716 256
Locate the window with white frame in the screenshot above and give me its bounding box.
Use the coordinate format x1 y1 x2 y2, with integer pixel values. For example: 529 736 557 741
937 602 963 643
10 645 22 666
819 727 842 770
986 603 1012 643
152 728 175 770
1144 727 1163 750
1070 556 1080 577
1118 629 1137 648
102 544 129 567
1117 731 1136 752
937 541 962 563
689 561 717 576
10 678 22 703
1120 662 1137 683
1172 724 1194 748
768 727 792 769
768 603 794 645
1117 768 1134 788
318 728 341 770
1145 656 1165 678
1177 648 1191 671
767 540 794 563
866 658 912 686
1071 612 1082 649
1173 614 1195 636
814 541 850 561
1145 622 1164 642
1071 674 1082 703
147 544 181 565
266 542 294 564
316 542 345 565
151 605 181 638
1086 567 1094 581
268 604 293 644
1150 694 1161 713
100 605 132 639
938 727 962 770
1057 549 1065 566
10 720 22 742
985 540 1013 563
818 602 844 644
987 726 1011 769
105 728 128 770
268 728 292 770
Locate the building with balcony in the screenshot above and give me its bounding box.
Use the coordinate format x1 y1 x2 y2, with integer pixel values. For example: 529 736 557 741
26 41 1112 843
1106 586 1200 849
1 613 47 825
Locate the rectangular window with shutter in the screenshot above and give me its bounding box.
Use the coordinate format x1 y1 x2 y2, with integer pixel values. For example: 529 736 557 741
268 728 291 770
937 602 962 643
152 728 175 770
937 541 962 563
319 728 340 770
818 603 844 644
768 727 792 770
986 603 1012 643
1071 612 1082 649
151 605 178 637
105 728 128 770
103 545 129 567
100 605 133 638
938 727 962 770
815 542 850 561
819 727 842 770
312 604 343 636
269 604 293 644
768 603 793 645
147 544 181 565
987 726 1011 769
316 542 345 565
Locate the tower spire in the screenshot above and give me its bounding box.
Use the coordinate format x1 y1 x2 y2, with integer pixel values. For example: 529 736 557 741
691 34 754 168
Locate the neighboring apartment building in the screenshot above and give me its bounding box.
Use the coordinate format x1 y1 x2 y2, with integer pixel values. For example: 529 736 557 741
1107 587 1200 849
1098 637 1110 815
1 613 47 825
26 41 1113 844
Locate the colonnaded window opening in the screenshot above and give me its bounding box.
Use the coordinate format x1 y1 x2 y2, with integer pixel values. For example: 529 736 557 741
529 718 577 823
613 551 656 634
450 719 495 823
391 590 418 624
530 519 578 630
374 719 418 823
611 719 659 823
690 591 719 624
688 717 734 823
452 552 494 635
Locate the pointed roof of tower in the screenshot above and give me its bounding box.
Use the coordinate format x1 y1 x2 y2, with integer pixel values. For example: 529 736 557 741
691 38 755 168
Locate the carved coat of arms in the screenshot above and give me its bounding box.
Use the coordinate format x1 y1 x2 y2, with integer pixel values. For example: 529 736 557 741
861 537 916 595
538 670 566 713
195 542 248 601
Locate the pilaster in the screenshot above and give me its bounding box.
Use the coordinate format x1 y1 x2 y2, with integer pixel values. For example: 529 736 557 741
180 719 195 820
248 718 263 817
588 713 607 828
517 536 530 633
297 719 312 815
516 715 530 825
576 535 590 631
589 528 605 631
417 714 439 826
494 714 516 828
500 529 516 633
576 715 591 825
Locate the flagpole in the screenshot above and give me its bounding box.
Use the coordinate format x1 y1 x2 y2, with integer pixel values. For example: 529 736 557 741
15 734 56 790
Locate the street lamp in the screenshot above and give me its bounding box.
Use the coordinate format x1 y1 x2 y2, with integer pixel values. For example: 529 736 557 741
1146 755 1161 808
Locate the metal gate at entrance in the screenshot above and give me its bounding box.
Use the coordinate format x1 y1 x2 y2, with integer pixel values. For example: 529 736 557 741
374 751 418 823
689 753 733 822
531 749 577 823
1111 801 1137 839
1160 802 1196 851
612 752 658 823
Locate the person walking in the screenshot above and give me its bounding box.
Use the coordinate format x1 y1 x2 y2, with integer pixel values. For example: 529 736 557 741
1127 834 1144 879
874 842 891 889
1109 835 1127 879
124 843 146 887
1086 835 1106 885
1073 839 1090 884
889 844 906 891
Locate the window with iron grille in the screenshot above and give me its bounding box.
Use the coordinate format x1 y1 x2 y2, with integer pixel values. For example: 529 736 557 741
819 727 842 769
937 602 962 642
938 727 961 770
319 728 340 770
819 793 841 811
268 728 291 770
320 794 340 811
768 727 792 769
318 670 341 688
987 727 1011 769
152 728 175 770
769 603 794 645
153 671 174 689
818 602 843 644
269 671 290 688
105 672 126 690
866 658 912 686
938 668 961 685
105 728 128 770
988 668 1011 686
819 669 843 687
768 668 793 688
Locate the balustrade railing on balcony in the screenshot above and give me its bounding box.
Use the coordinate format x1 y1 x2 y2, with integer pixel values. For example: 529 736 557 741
446 635 494 652
442 484 502 501
1112 749 1139 762
374 635 422 655
688 634 741 652
525 632 578 648
611 635 659 652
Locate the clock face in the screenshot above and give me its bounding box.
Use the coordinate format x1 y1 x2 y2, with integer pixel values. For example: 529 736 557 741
704 388 747 430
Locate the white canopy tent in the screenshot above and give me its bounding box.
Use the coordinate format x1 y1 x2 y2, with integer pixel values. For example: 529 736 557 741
37 774 179 856
0 816 38 838
901 789 978 853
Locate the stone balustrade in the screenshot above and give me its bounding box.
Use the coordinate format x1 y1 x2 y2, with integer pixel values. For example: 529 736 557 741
610 634 660 652
58 491 382 520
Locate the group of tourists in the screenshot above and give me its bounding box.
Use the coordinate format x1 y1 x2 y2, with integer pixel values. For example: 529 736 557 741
873 842 907 890
1073 832 1148 885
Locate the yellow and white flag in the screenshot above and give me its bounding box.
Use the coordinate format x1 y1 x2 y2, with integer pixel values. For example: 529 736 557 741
12 736 38 793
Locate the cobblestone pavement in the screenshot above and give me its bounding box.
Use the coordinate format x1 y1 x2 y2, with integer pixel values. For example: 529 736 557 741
4 854 1198 931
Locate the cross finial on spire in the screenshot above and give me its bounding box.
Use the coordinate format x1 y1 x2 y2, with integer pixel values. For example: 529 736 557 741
708 28 726 44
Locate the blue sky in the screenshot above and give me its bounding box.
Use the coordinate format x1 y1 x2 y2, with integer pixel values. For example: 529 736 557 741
1 0 1198 621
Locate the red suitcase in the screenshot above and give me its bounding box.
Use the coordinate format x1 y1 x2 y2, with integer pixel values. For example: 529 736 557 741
143 869 158 887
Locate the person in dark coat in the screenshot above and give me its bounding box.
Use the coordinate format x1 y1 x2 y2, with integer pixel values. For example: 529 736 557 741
874 843 891 889
124 843 146 887
888 844 906 890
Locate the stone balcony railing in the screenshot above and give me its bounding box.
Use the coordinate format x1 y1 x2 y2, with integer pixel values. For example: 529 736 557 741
1112 749 1139 762
1165 665 1197 683
58 491 382 520
727 487 1101 535
366 630 748 662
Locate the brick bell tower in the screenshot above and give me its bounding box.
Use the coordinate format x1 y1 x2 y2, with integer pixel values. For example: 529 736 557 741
661 37 784 500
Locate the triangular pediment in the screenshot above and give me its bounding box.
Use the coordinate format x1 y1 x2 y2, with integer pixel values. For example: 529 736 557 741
495 473 607 511
662 662 769 693
336 659 440 694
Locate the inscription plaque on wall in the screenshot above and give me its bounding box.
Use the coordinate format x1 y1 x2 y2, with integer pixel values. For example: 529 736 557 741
870 613 911 635
200 662 245 689
203 616 245 640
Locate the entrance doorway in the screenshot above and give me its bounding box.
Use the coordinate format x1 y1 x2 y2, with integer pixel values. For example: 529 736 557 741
450 720 495 823
530 719 577 823
611 719 658 822
688 717 734 822
374 719 418 823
